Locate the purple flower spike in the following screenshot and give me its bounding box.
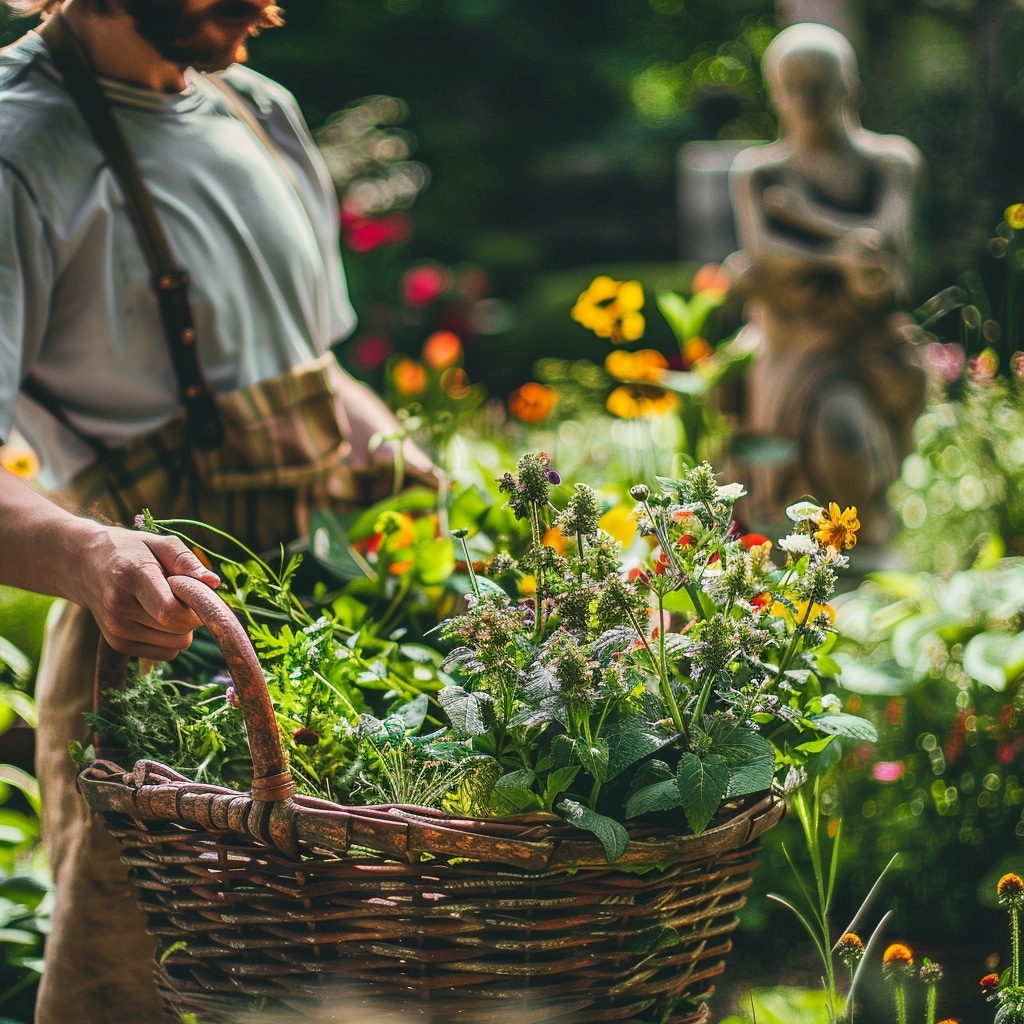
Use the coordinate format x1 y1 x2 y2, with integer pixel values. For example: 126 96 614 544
225 685 240 709
546 470 562 485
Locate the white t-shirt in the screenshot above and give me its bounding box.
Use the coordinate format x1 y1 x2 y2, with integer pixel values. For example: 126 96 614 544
0 30 356 487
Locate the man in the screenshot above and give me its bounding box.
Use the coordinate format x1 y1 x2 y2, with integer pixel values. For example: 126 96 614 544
728 23 927 545
0 1 430 1018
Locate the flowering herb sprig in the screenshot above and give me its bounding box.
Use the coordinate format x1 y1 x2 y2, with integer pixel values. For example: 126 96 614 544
438 453 875 858
985 873 1024 1023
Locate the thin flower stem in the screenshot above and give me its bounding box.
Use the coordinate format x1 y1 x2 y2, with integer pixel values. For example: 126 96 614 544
619 594 685 737
926 983 937 1024
893 982 907 1024
1013 905 1020 987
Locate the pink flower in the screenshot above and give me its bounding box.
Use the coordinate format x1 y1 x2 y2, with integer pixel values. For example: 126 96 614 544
401 263 452 306
871 761 904 782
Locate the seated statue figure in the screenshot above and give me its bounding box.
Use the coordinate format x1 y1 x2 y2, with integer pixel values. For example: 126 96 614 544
727 22 927 545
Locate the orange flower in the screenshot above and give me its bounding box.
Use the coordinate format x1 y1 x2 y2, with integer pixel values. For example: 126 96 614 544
542 526 567 556
690 262 730 296
604 348 668 383
998 873 1024 903
392 357 427 396
422 330 463 370
882 943 914 968
508 381 557 424
684 337 714 365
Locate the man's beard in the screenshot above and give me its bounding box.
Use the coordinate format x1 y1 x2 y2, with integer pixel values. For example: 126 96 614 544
121 0 284 71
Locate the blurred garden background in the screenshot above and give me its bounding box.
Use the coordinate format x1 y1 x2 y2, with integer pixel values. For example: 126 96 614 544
4 0 1024 1021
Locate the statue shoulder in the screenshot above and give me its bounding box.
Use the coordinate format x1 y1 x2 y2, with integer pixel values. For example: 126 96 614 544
855 128 924 179
730 140 788 178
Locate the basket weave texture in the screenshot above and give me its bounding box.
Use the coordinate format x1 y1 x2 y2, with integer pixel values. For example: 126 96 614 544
78 576 785 1023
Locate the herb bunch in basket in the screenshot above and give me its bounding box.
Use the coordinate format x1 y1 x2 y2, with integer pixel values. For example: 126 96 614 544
436 452 874 857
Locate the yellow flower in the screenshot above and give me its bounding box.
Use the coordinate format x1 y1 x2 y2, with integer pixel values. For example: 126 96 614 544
604 348 668 383
813 502 860 551
1006 203 1024 231
684 337 714 365
0 445 40 480
770 599 835 624
599 504 637 546
508 381 558 423
542 526 567 556
571 275 645 344
606 383 678 419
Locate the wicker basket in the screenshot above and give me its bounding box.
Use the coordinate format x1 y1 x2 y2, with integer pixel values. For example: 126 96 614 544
79 576 785 1023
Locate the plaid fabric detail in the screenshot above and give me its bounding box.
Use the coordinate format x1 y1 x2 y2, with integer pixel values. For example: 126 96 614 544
69 356 369 552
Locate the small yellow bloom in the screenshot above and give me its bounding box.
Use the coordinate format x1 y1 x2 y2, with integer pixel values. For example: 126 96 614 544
813 502 860 551
769 599 835 624
571 275 645 344
599 503 637 546
604 348 668 383
606 383 678 419
1006 203 1024 231
0 445 40 480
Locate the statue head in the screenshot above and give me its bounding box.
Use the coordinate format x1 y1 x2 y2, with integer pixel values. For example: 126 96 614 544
763 23 863 135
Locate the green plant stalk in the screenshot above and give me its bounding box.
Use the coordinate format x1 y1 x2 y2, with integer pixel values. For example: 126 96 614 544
925 981 937 1024
619 592 685 736
892 980 907 1024
1014 904 1021 987
776 598 816 678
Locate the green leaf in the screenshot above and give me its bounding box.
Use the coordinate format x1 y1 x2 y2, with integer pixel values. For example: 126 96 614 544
829 653 916 696
890 611 958 668
437 685 489 737
542 765 580 807
575 737 610 782
0 640 30 685
412 538 456 586
0 876 48 910
676 752 728 834
962 631 1024 690
447 485 492 533
806 712 877 742
308 509 377 583
558 798 630 862
493 770 542 812
625 779 683 818
391 693 428 733
655 290 694 342
715 728 775 798
604 717 673 780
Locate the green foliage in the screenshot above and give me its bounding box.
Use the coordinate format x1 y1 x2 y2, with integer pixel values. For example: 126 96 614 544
436 453 872 856
825 561 1024 941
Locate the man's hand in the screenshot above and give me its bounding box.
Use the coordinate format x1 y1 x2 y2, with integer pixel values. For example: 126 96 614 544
73 527 221 661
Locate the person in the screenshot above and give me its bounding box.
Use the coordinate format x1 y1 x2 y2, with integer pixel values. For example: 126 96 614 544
727 22 927 545
0 1 434 1019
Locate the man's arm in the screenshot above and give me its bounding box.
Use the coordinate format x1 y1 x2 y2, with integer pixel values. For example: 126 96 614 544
0 467 219 660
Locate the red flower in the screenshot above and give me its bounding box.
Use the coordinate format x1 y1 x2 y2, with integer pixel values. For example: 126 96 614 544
677 534 695 549
980 973 1000 991
739 533 770 550
750 592 770 610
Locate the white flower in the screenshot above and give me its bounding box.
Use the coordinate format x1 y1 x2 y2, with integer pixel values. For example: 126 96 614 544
716 482 746 500
821 694 842 712
786 499 822 521
777 533 816 556
818 545 850 569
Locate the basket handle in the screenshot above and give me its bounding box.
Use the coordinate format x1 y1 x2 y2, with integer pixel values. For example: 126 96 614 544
93 575 296 804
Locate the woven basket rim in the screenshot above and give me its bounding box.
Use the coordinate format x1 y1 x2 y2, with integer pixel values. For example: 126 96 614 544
80 756 786 870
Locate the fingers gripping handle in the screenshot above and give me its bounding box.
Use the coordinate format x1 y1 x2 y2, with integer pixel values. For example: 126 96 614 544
92 576 295 803
165 576 295 802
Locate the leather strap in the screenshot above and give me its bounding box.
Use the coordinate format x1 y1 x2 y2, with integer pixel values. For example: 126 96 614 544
31 11 224 451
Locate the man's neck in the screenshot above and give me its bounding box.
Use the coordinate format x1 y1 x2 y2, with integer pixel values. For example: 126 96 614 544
59 0 187 93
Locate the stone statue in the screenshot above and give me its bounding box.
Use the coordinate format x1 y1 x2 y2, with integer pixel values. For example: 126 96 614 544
727 22 927 545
